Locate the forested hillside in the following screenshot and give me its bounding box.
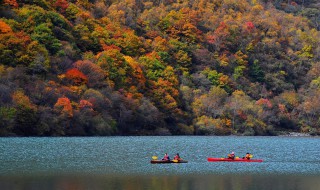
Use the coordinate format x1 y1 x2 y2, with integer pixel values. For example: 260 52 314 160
0 0 319 136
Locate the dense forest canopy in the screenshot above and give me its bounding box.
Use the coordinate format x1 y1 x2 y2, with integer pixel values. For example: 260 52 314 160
0 0 319 136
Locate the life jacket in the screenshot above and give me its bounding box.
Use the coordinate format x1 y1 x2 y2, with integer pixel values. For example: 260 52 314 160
228 154 235 159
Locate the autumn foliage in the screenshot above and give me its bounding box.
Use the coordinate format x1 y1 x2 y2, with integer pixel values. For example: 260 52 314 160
0 20 12 33
79 99 93 110
0 0 319 136
3 0 18 8
65 68 88 86
54 0 69 13
54 97 73 117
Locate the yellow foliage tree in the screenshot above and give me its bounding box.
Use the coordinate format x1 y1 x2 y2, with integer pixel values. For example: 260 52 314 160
12 91 35 109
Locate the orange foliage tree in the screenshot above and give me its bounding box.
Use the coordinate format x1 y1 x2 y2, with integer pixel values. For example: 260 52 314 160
3 0 18 8
54 97 73 117
0 20 12 33
79 99 93 111
123 56 146 89
65 68 88 86
256 98 273 109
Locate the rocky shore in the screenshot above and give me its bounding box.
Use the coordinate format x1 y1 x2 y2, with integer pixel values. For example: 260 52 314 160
280 132 311 137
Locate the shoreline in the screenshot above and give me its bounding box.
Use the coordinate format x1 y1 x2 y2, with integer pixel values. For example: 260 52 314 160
279 132 312 137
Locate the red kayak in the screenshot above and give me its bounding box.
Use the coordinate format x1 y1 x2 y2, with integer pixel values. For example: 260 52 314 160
207 157 263 162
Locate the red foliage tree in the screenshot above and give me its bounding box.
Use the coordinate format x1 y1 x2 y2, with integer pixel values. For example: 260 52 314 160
65 68 88 86
3 0 18 8
206 34 215 44
245 22 255 32
54 0 69 13
73 60 106 88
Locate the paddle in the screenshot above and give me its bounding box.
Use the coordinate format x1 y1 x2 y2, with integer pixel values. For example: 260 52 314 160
152 156 158 160
172 159 178 163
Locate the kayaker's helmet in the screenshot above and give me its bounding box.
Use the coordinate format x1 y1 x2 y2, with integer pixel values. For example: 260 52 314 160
246 152 250 154
231 152 235 154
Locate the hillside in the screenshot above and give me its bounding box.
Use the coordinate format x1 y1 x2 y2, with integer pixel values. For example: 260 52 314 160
0 0 319 136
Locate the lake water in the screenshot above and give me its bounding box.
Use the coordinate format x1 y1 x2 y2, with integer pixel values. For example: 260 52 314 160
0 136 320 190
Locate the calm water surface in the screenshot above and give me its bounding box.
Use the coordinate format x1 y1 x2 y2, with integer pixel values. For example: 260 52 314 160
0 136 319 190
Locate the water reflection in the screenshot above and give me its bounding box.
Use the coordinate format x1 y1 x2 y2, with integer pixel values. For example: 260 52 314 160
1 174 319 190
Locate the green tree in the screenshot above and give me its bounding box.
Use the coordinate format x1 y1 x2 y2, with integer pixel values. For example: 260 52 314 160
0 107 16 135
192 86 228 118
249 59 265 82
225 90 253 131
31 23 61 54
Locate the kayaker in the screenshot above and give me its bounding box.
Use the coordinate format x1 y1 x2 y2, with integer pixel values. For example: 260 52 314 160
228 152 235 159
244 153 251 160
174 153 181 160
162 153 170 161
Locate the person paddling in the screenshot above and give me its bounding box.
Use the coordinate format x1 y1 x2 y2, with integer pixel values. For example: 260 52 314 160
244 152 251 160
174 153 181 161
228 152 235 159
162 153 170 161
